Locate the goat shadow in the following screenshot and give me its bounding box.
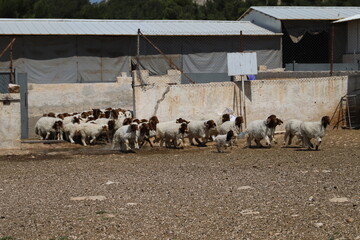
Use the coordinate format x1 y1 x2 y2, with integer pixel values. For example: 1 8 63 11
294 148 320 152
282 145 302 149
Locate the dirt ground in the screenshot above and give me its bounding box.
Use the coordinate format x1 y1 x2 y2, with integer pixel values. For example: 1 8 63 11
0 129 359 240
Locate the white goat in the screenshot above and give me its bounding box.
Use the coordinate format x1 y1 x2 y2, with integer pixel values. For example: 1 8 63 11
78 122 108 146
187 120 217 146
35 117 64 140
124 110 132 118
300 116 330 150
214 130 235 153
283 119 303 146
246 115 283 148
163 122 189 148
154 121 187 147
218 116 244 135
63 117 82 144
208 114 231 139
112 123 139 152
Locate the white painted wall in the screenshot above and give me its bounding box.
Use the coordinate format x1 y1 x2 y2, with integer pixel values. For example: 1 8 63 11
28 75 133 116
135 82 241 122
244 77 347 129
0 93 21 149
135 76 348 131
28 74 133 138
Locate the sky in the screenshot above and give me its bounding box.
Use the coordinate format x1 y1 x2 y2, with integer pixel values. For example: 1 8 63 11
89 0 102 3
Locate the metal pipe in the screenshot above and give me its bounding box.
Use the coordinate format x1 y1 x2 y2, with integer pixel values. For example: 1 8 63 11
0 38 15 58
131 28 140 118
10 43 14 84
139 31 195 84
241 75 247 129
240 31 243 52
240 31 246 128
330 24 334 76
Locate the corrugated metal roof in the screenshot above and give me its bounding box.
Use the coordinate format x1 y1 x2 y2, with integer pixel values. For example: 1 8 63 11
333 14 360 23
240 6 360 20
0 19 280 36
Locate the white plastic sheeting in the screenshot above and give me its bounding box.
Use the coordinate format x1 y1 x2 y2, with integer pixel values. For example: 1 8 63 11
183 52 227 73
0 36 131 83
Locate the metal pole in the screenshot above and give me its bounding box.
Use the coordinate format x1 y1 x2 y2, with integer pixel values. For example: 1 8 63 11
139 31 195 84
240 31 243 52
240 30 246 128
330 24 334 76
241 75 247 129
10 43 14 84
132 28 140 118
0 38 15 58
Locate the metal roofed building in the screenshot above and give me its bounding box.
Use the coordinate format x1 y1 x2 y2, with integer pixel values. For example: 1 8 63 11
239 6 360 68
0 19 281 84
333 15 360 64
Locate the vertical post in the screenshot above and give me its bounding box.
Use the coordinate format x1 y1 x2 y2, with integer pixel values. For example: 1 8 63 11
240 30 247 128
292 60 296 71
240 31 243 52
132 28 140 118
10 43 14 84
330 24 334 76
241 75 246 128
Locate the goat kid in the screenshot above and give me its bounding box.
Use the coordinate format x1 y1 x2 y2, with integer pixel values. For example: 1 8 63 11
214 130 235 153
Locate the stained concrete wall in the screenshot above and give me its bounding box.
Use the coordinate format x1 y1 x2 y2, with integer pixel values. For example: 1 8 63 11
243 77 348 129
135 75 348 131
28 74 133 138
0 93 21 149
135 82 241 122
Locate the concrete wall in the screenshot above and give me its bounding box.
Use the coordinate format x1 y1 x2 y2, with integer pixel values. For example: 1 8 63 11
135 82 241 122
135 76 348 131
243 77 347 129
0 93 21 149
134 69 240 122
28 73 133 138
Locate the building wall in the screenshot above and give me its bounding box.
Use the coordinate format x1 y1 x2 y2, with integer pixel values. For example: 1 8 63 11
347 20 360 54
0 93 21 149
241 11 282 33
135 74 347 131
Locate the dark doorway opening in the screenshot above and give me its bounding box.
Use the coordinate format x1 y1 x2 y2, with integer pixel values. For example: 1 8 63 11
283 28 329 65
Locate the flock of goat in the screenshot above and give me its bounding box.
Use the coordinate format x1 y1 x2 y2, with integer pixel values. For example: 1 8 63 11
34 107 331 152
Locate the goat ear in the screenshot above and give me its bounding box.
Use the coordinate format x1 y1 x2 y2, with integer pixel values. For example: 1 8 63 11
266 117 271 124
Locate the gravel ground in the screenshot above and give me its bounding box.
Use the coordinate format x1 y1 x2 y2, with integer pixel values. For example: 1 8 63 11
0 129 359 240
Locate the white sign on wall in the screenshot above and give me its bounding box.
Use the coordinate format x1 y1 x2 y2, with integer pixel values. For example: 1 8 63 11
227 52 258 76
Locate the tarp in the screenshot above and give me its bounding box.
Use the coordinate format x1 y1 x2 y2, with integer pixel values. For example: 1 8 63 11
0 36 131 83
183 50 281 74
282 20 330 43
132 54 181 76
183 52 227 73
0 34 282 83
